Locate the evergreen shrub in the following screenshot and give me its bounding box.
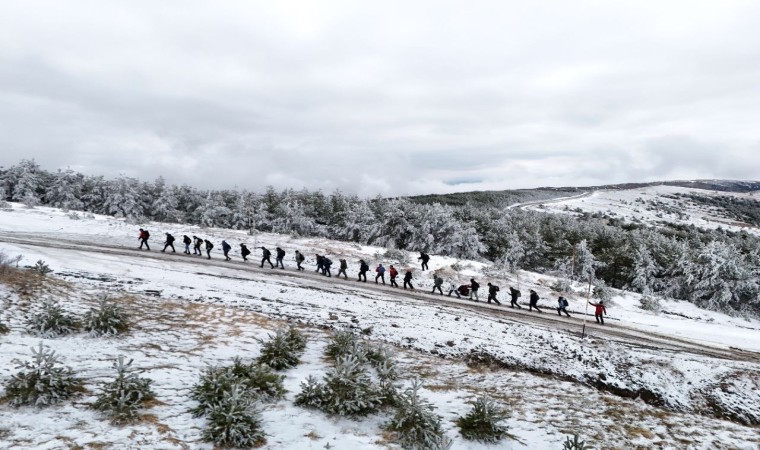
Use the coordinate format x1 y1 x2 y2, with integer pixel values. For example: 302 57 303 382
386 380 451 450
202 384 266 448
562 434 588 450
83 293 130 336
456 394 509 443
5 342 82 407
92 356 155 424
256 327 307 370
26 299 80 337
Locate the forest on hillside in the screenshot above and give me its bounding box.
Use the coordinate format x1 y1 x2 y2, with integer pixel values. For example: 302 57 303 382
2 159 759 316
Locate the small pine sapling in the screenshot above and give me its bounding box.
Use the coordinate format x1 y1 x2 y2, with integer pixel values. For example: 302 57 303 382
26 299 80 338
456 394 509 443
256 329 301 370
31 260 53 276
189 365 236 417
202 384 266 448
309 354 382 417
83 293 130 336
386 379 451 450
92 356 155 424
324 329 358 360
5 342 82 407
285 325 307 352
293 375 325 409
242 362 286 401
563 434 588 450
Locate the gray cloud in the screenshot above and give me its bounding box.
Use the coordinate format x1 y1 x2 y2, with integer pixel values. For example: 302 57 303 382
1 1 759 196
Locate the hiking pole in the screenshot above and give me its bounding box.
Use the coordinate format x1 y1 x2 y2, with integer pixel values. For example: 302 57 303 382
581 274 591 338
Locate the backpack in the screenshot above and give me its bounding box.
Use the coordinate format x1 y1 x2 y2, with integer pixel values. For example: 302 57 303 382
167 234 175 243
494 286 500 292
515 289 521 297
144 230 150 239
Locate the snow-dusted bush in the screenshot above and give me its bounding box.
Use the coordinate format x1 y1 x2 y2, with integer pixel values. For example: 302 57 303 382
0 250 22 274
92 356 155 424
639 295 661 313
256 327 307 370
5 342 82 407
384 247 410 264
190 365 236 417
295 354 382 417
592 282 613 302
202 384 266 448
386 380 451 450
83 294 130 336
30 260 53 276
324 329 359 360
456 394 509 443
26 299 80 338
550 278 572 293
238 362 286 401
563 434 588 450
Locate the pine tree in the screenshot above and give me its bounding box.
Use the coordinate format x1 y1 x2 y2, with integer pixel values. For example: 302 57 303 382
562 434 588 450
386 379 451 450
46 168 84 210
5 342 82 407
103 175 144 219
12 159 43 207
256 327 307 370
150 177 180 222
26 299 80 338
83 293 130 336
92 356 155 424
202 384 266 448
630 245 659 295
456 394 509 443
575 239 602 283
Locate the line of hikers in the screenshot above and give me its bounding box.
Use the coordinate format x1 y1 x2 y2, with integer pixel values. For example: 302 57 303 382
137 229 608 324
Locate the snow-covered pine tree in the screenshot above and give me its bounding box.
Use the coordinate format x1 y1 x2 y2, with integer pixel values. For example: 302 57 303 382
500 231 526 275
575 239 602 283
12 159 43 207
46 168 84 211
197 191 232 228
92 356 155 424
150 177 180 222
386 379 451 450
456 394 509 443
0 186 9 209
202 384 266 448
103 175 144 219
630 244 659 296
5 342 82 407
562 434 588 450
83 293 130 336
692 240 757 313
310 354 382 417
26 299 80 338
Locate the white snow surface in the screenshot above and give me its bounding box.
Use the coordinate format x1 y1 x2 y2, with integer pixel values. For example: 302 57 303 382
1 203 759 450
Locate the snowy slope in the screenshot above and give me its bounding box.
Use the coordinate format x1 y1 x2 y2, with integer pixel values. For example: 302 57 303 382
1 204 759 450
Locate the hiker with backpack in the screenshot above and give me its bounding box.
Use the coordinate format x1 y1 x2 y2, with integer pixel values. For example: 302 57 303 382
431 274 444 295
222 240 232 261
275 247 286 269
240 243 251 261
418 252 430 271
162 233 176 253
260 247 274 268
315 254 324 274
529 290 543 313
182 235 192 254
204 239 214 259
375 264 386 284
487 283 502 305
323 257 333 277
193 236 203 255
589 300 607 324
469 278 480 301
295 251 305 270
337 258 348 278
509 287 522 309
138 228 151 250
389 265 399 287
358 259 369 282
458 284 470 297
403 269 414 289
557 296 571 317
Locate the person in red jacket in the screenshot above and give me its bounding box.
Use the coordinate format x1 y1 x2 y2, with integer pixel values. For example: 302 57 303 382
589 300 607 324
389 265 399 287
138 228 150 250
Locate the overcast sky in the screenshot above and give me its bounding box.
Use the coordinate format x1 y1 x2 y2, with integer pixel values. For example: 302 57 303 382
1 1 759 196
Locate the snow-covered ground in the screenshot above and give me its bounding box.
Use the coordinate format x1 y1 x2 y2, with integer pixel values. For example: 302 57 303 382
1 203 759 449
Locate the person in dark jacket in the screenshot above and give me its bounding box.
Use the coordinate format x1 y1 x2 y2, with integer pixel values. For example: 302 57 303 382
589 300 607 324
487 283 502 305
469 278 480 301
337 258 348 278
204 239 214 259
260 246 274 268
138 228 150 250
529 290 542 313
358 260 369 282
509 287 522 308
182 235 192 254
240 243 251 261
322 257 332 277
557 296 571 317
162 233 176 253
418 252 430 271
431 274 444 295
193 236 203 255
275 247 286 269
375 264 386 284
222 240 232 261
403 270 414 289
389 265 398 287
295 250 305 270
315 254 324 274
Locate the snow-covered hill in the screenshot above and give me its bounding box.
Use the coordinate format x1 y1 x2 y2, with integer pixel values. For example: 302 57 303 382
1 204 759 449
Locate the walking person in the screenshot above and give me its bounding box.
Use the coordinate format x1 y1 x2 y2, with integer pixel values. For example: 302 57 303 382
315 254 324 273
240 243 251 261
337 258 348 278
431 274 444 295
487 283 502 305
358 259 369 282
509 287 522 309
260 247 274 268
204 239 214 259
529 290 543 313
275 247 286 269
162 233 176 253
403 270 414 290
557 296 571 317
375 264 386 284
589 300 607 324
295 250 305 270
222 240 232 261
182 235 192 254
469 278 480 301
447 282 461 298
323 257 333 277
389 265 399 287
193 236 203 255
418 252 430 271
138 228 151 250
